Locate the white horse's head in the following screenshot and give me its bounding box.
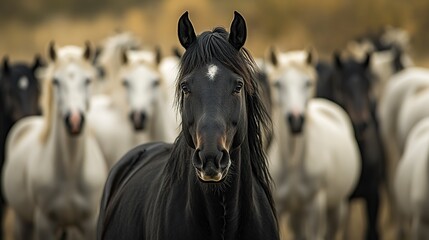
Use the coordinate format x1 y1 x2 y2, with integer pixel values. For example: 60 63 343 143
41 42 95 138
119 48 163 131
266 49 317 134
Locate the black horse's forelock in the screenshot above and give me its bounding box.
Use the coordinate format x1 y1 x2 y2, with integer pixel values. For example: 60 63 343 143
165 27 276 216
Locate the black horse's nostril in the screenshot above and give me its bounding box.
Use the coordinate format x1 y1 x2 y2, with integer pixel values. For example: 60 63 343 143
192 149 203 170
219 149 230 169
286 113 305 134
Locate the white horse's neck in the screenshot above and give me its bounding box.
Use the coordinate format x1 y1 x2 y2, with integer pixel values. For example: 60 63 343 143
273 107 307 171
47 102 87 176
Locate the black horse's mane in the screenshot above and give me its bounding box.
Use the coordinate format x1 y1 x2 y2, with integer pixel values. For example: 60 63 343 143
164 27 275 211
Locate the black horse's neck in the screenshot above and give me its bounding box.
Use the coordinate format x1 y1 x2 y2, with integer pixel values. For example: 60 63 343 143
187 148 246 238
165 136 255 239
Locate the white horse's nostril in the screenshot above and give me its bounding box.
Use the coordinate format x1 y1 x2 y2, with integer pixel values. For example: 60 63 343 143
69 111 82 133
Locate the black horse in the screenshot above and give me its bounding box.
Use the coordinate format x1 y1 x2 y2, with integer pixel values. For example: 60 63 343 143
97 11 279 240
317 53 385 240
0 55 43 240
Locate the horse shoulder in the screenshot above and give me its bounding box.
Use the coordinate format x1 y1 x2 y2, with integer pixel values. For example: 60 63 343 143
394 118 429 215
397 86 429 150
307 99 361 204
97 142 172 238
3 116 43 222
83 133 108 192
308 99 354 136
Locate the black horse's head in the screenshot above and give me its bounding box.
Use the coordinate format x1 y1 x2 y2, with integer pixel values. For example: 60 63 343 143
176 11 264 183
1 55 43 122
333 53 373 138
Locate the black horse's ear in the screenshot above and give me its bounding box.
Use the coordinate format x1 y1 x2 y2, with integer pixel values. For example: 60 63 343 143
121 49 128 65
155 46 162 65
83 41 92 61
173 46 182 58
362 52 371 69
32 54 45 72
178 12 197 50
229 11 247 50
333 51 342 69
49 41 56 62
267 46 278 67
2 56 10 75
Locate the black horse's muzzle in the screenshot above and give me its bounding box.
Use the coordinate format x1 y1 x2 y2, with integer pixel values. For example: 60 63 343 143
286 113 305 134
192 148 230 182
129 111 147 131
64 111 85 136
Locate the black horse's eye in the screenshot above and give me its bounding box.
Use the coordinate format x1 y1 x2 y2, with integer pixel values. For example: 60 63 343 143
52 78 60 86
181 82 190 94
234 82 243 94
122 79 129 87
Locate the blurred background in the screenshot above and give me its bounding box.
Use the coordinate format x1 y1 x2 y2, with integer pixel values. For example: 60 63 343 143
1 0 429 65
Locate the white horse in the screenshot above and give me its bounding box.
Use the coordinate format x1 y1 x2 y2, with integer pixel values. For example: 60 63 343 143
158 49 182 139
93 31 141 94
394 117 429 239
89 48 175 167
2 43 107 240
378 67 429 227
266 49 361 239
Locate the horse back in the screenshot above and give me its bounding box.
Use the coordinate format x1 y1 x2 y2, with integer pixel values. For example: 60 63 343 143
97 142 173 240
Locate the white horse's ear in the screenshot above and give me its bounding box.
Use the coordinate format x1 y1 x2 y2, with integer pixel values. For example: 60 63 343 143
83 41 92 61
121 49 128 65
266 46 278 67
49 41 56 62
155 46 162 65
229 11 247 50
178 11 196 50
173 47 182 58
306 48 317 66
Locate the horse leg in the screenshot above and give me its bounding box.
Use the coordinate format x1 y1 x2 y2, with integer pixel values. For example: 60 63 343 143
77 215 97 240
365 188 380 240
289 210 306 240
13 215 33 240
306 190 327 240
34 208 57 240
326 201 347 240
0 196 5 240
396 213 410 240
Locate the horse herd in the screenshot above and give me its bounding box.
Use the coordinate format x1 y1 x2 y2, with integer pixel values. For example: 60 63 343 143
0 11 427 240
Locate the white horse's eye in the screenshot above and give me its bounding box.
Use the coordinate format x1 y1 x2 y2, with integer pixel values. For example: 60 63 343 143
305 81 312 88
122 79 129 88
273 80 281 89
85 78 92 86
52 78 60 86
152 79 160 88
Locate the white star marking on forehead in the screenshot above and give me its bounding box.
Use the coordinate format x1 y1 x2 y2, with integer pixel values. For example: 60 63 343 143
18 77 29 90
207 64 218 81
